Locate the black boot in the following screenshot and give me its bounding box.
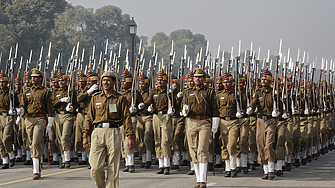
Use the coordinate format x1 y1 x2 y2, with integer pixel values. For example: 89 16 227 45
78 160 87 165
307 155 312 162
24 160 32 165
208 163 213 171
294 159 300 167
286 163 292 171
1 164 9 169
140 163 146 168
224 171 231 177
262 174 268 180
231 169 237 177
50 160 59 165
276 170 283 176
129 165 135 173
242 167 249 173
171 164 179 169
59 162 65 169
187 170 195 175
144 161 152 169
301 158 307 165
164 167 170 175
153 159 159 165
9 159 15 167
123 166 129 172
236 166 241 173
156 167 164 174
268 172 275 180
180 160 189 166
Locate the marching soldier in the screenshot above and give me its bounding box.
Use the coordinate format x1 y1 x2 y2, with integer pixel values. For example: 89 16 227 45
20 68 54 180
75 71 98 166
143 68 175 175
217 72 240 177
247 69 277 180
136 72 153 168
0 71 18 169
120 68 144 173
181 68 219 188
22 71 32 165
83 71 134 188
52 71 77 168
14 74 24 162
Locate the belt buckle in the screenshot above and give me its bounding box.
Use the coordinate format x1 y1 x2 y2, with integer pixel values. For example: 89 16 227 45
196 115 200 120
262 116 267 120
102 123 109 128
225 117 230 120
59 111 64 115
2 113 6 116
158 111 162 115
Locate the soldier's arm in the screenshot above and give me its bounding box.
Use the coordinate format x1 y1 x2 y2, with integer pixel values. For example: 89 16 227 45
72 91 79 110
20 92 26 112
14 92 19 108
83 97 95 138
121 95 134 140
77 90 89 103
211 89 219 117
143 91 154 108
249 91 259 111
46 90 54 117
52 90 61 109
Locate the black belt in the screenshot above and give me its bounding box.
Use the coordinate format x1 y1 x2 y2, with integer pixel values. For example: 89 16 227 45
155 111 167 115
78 109 86 114
221 117 237 120
278 118 286 121
258 115 274 120
139 113 152 116
242 114 249 118
56 111 72 115
249 114 257 117
95 122 119 128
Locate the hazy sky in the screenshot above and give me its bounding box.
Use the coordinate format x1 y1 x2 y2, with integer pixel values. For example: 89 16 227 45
67 0 335 69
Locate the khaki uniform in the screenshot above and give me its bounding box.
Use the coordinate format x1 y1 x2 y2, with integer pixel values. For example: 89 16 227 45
20 85 53 159
52 87 77 153
249 88 277 165
83 90 133 188
0 88 18 158
182 86 218 163
136 90 153 155
144 88 174 159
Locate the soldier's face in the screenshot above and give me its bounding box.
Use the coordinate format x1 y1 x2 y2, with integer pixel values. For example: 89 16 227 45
216 81 223 90
139 82 148 91
102 77 115 91
25 81 31 88
79 81 86 89
157 78 166 88
184 83 188 89
155 82 158 89
31 76 42 85
15 83 21 91
261 78 271 87
0 81 8 89
87 80 97 88
58 79 67 88
223 80 232 90
187 79 195 88
52 81 59 88
121 80 131 90
194 76 204 86
239 81 245 89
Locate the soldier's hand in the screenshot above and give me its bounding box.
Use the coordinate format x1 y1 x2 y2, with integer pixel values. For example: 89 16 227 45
177 92 183 98
128 139 135 151
60 97 70 103
83 137 90 150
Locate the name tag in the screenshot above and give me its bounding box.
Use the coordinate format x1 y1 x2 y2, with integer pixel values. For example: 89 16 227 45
189 93 194 96
258 97 263 100
221 97 225 99
26 93 31 96
109 104 117 113
56 95 61 97
96 103 102 105
154 95 158 97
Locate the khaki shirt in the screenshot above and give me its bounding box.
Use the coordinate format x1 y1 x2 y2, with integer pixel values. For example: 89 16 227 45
20 85 54 117
52 87 78 112
144 88 175 113
181 85 219 117
0 88 19 113
249 87 274 116
140 90 150 114
77 87 91 113
83 90 134 140
217 89 237 118
120 88 143 116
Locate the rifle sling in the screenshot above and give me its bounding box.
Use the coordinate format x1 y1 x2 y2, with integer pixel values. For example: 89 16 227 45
193 90 212 124
30 87 43 115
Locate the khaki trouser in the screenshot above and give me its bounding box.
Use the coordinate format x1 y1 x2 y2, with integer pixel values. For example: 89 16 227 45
186 117 210 163
313 115 320 147
285 117 293 156
120 117 136 158
90 128 121 188
238 117 250 155
320 113 328 143
329 111 335 140
13 115 23 149
55 113 74 153
25 117 46 158
220 119 239 160
75 112 86 152
300 116 308 150
209 131 221 155
172 116 185 152
153 114 172 159
256 118 277 165
136 115 153 154
249 116 257 152
275 120 287 160
307 116 314 148
49 119 59 153
292 115 301 153
0 115 14 157
22 117 30 150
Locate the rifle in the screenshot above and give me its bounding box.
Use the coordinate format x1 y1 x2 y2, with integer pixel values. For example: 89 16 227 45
246 44 252 108
8 53 15 115
302 51 309 115
131 39 142 107
167 40 174 109
311 61 316 113
272 40 282 117
228 47 233 73
323 60 328 111
42 42 51 87
114 43 121 91
99 40 108 90
213 45 220 94
282 57 289 119
68 43 79 107
234 44 242 118
180 45 187 92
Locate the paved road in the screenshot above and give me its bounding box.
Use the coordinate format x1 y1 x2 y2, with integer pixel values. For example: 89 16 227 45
0 151 335 188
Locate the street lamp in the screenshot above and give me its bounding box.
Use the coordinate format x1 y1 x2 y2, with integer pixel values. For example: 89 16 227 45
129 17 137 68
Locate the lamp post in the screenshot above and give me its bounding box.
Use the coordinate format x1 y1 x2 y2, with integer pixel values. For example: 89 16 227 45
129 17 137 69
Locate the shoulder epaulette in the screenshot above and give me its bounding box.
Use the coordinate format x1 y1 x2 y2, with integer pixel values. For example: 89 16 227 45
92 91 102 96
